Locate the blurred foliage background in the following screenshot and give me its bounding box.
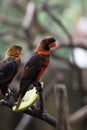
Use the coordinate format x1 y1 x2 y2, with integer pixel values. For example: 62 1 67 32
0 0 87 130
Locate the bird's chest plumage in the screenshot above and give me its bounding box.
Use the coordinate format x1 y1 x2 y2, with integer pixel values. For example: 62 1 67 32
36 55 50 80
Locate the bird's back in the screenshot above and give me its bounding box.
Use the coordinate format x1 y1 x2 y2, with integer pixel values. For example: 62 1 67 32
0 57 20 84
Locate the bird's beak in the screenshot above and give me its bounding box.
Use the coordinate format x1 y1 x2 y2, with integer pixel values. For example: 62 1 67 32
49 42 56 48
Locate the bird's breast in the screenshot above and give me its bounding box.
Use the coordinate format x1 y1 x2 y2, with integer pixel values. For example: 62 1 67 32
36 57 50 81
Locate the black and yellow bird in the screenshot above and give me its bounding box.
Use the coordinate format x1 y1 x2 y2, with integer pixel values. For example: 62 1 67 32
0 45 22 97
16 36 56 109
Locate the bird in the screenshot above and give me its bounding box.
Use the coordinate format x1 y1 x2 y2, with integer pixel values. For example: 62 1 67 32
0 45 22 99
16 36 56 109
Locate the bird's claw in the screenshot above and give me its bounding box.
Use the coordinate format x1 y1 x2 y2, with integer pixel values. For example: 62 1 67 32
34 81 43 94
0 90 15 107
5 91 15 101
0 98 7 104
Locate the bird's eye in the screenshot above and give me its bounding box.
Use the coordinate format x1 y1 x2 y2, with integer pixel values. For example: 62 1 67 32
42 39 49 45
43 39 47 43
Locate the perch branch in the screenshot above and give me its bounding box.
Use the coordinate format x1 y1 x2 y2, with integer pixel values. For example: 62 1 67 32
0 97 56 127
24 109 57 127
15 78 57 130
1 86 87 127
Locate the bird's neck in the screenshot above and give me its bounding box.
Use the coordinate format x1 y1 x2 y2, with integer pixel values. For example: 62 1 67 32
6 55 21 61
15 57 21 61
36 51 50 56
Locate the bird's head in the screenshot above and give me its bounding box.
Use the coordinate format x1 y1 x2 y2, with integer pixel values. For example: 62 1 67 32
6 45 22 59
34 36 56 53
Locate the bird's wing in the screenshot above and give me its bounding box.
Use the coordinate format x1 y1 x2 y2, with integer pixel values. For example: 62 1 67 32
18 54 42 97
21 54 41 84
0 60 17 83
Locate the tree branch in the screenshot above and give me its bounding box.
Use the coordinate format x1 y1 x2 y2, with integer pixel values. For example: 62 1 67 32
0 98 56 127
24 109 57 127
14 114 32 130
21 1 36 49
55 84 71 130
70 105 87 125
1 87 87 128
0 16 21 27
52 52 79 69
15 78 57 130
42 5 73 43
0 30 26 40
22 1 36 30
57 39 87 50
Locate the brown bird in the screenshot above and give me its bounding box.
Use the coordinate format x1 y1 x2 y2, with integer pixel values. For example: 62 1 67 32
16 36 56 109
0 45 22 98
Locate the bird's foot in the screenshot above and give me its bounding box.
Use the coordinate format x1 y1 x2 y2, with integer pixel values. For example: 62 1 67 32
0 90 15 107
34 81 43 94
4 89 15 100
31 105 36 111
